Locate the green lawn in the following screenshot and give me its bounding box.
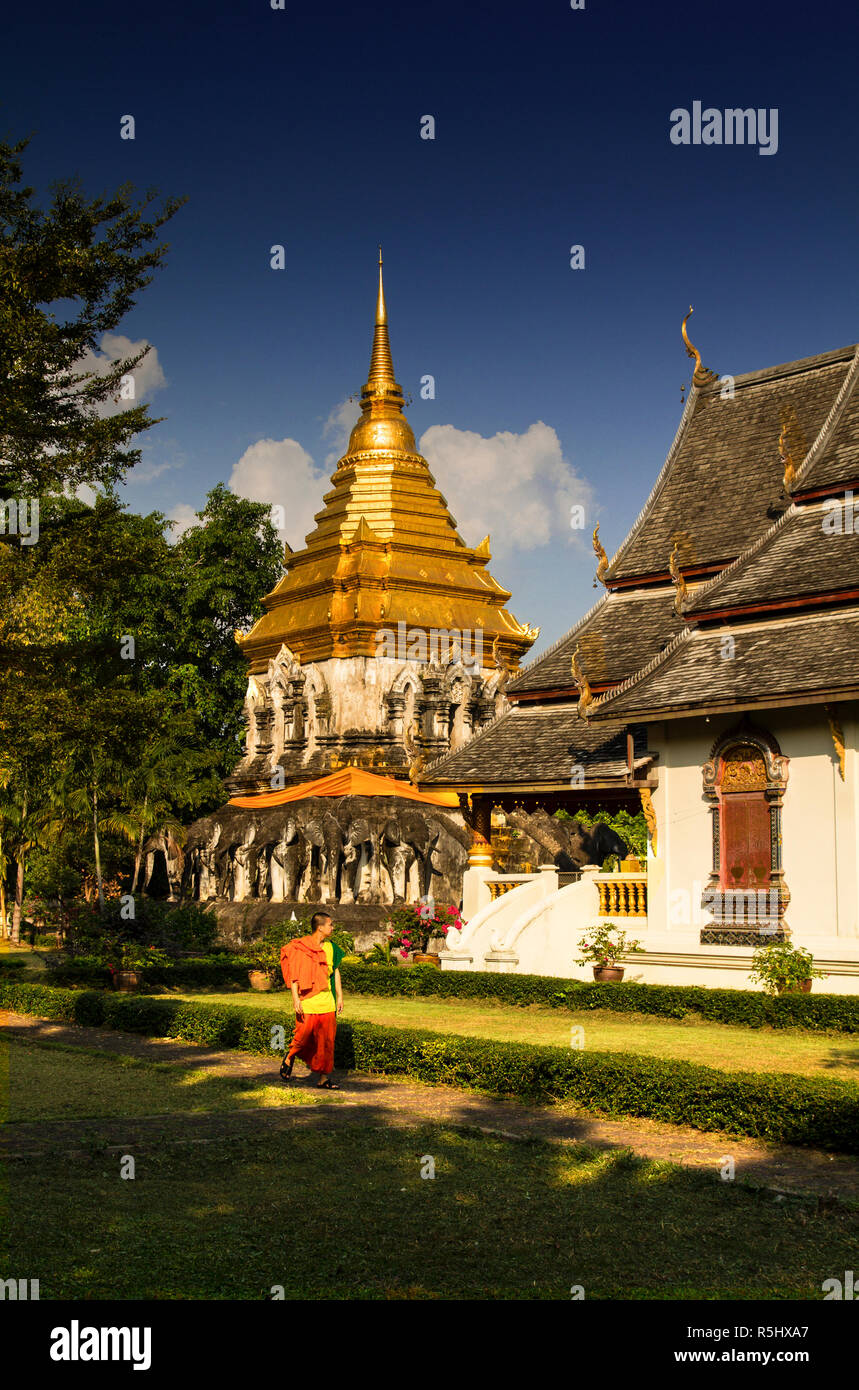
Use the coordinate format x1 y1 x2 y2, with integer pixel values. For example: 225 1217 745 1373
4 1026 859 1298
164 988 859 1081
5 1114 857 1299
2 1038 321 1122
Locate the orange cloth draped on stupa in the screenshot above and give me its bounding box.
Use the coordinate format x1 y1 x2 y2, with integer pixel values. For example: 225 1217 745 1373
227 765 459 809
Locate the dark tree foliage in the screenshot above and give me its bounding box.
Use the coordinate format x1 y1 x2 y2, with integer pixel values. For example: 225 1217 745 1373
0 135 184 496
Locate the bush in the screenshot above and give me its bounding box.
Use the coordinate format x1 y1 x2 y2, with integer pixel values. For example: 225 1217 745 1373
261 917 354 955
334 1024 859 1153
46 953 256 991
2 977 858 1153
338 964 859 1033
94 898 220 954
750 944 828 996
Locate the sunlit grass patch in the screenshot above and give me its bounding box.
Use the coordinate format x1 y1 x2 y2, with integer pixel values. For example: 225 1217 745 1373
4 1039 321 1122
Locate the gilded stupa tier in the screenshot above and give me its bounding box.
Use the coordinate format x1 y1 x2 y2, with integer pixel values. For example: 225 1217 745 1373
239 254 537 673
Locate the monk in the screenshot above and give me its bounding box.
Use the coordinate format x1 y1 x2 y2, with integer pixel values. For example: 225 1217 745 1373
279 911 344 1089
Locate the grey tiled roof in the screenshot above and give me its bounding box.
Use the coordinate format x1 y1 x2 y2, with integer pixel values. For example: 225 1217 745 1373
509 587 682 695
422 701 649 785
591 609 859 720
686 501 859 615
606 346 857 582
797 354 859 492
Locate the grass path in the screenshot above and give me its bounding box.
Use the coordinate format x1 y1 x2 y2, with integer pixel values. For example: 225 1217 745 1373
163 987 859 1081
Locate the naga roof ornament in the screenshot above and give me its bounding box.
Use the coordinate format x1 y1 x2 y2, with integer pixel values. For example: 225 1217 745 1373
592 523 609 588
571 645 594 721
668 541 689 615
681 306 719 388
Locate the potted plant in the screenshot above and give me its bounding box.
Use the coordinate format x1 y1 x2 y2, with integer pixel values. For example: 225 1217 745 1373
245 940 280 990
107 943 170 992
749 943 827 996
577 922 644 982
386 902 463 966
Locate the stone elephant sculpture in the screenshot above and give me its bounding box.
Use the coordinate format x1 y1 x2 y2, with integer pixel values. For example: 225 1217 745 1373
142 828 185 901
295 808 345 903
381 811 440 902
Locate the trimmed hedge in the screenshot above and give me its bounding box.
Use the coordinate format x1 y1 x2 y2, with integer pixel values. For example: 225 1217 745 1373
340 964 859 1033
19 954 859 1034
44 955 256 991
3 977 859 1154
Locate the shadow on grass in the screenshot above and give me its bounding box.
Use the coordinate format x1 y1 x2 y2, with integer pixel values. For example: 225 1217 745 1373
822 1046 859 1071
4 1020 859 1299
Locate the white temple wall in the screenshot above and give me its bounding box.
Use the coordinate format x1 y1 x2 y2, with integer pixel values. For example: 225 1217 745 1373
646 717 714 937
646 709 859 940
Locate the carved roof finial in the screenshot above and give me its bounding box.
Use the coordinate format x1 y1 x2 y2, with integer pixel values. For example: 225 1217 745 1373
826 707 846 781
681 306 718 388
492 635 509 693
668 541 689 615
404 722 426 785
640 788 657 856
592 523 609 588
779 421 798 493
571 645 594 722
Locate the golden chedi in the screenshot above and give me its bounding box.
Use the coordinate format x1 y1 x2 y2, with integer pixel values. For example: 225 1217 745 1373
230 251 536 793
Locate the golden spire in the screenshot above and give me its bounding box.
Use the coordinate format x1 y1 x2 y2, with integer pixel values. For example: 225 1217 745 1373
681 306 718 387
344 249 414 458
236 254 538 674
367 246 397 390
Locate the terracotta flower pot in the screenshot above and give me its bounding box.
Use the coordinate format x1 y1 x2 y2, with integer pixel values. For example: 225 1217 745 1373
412 952 441 968
113 969 142 992
248 969 273 991
777 978 813 994
592 966 625 983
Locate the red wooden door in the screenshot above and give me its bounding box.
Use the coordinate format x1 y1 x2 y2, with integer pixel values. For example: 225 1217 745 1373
721 793 771 889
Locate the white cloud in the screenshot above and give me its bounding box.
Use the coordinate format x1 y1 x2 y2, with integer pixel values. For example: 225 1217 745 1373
322 397 360 466
73 333 167 418
165 503 200 540
418 420 593 554
228 437 329 549
131 458 177 485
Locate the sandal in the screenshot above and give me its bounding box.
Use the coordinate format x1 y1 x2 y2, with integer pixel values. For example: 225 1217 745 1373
316 1078 340 1090
279 1056 295 1081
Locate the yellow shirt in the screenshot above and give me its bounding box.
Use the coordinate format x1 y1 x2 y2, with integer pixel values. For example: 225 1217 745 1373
300 940 336 1014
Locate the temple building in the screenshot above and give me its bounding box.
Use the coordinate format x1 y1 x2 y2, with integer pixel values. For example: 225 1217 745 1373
424 319 859 993
177 256 537 926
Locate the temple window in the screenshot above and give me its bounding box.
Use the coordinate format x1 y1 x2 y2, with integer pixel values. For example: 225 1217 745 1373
701 724 789 944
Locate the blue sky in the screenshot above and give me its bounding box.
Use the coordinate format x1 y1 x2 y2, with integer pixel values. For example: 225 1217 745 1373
5 0 858 654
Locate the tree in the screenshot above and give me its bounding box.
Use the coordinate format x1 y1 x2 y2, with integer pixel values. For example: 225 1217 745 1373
168 484 282 782
0 136 183 497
